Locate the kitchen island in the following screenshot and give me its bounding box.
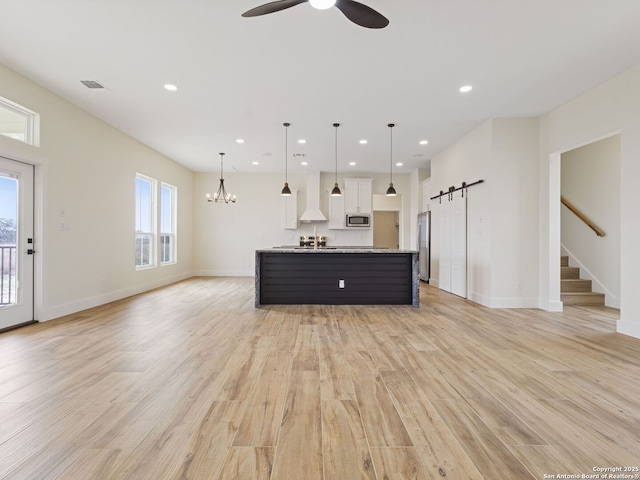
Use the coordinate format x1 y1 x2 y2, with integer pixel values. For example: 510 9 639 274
255 248 419 307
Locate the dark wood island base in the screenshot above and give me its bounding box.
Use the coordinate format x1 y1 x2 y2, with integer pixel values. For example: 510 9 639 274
255 248 419 307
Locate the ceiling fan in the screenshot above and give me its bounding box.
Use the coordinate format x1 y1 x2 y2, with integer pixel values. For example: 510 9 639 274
241 0 389 29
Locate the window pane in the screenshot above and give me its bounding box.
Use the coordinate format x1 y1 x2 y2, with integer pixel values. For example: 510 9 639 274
160 185 172 234
135 174 154 269
160 234 172 263
136 177 152 233
0 174 18 305
135 234 152 267
160 183 176 264
0 97 38 146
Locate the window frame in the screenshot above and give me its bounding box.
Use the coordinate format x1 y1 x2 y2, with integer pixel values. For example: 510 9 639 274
135 174 156 270
0 96 40 147
160 182 177 265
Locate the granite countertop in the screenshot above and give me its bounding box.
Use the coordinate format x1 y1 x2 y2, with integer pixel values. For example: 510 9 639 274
258 247 418 254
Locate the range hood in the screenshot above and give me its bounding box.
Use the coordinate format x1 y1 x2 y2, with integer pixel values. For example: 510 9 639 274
299 171 327 223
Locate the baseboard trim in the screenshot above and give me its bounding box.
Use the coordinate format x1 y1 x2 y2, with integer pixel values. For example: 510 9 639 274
193 270 254 277
487 297 540 309
467 291 540 309
539 300 564 312
42 271 194 321
617 319 640 340
0 320 38 334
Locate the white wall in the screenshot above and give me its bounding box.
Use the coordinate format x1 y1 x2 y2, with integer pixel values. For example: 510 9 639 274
430 118 539 308
561 135 620 307
539 63 640 339
193 171 414 276
0 63 195 321
489 118 539 307
431 120 492 303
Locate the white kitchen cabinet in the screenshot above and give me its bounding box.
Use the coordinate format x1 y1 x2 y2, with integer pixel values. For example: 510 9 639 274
344 178 372 214
328 191 345 229
282 190 298 229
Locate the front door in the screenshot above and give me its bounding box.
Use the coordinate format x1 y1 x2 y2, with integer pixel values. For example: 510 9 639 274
0 156 34 330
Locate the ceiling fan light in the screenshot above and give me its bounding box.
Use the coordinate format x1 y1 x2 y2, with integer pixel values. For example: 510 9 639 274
331 183 342 196
386 183 397 196
309 0 336 10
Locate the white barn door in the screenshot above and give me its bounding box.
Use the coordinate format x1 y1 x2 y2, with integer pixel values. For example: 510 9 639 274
439 193 467 298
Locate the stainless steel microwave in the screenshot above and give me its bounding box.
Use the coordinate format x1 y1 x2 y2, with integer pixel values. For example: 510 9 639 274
346 214 370 228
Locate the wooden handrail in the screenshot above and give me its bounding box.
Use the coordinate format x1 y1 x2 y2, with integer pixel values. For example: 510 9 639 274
561 196 606 237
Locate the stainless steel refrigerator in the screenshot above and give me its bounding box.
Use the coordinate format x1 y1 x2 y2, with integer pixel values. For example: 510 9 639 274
417 212 430 282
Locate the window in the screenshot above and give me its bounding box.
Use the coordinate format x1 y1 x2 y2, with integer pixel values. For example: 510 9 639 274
135 175 155 269
160 183 176 264
0 96 39 146
135 175 178 269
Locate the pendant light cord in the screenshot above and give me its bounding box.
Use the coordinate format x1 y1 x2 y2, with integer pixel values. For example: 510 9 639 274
285 123 289 183
334 124 338 184
389 123 393 183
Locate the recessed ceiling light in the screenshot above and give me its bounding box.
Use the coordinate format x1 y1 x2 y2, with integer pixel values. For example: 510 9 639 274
396 162 403 167
236 139 245 144
252 161 259 165
359 140 368 144
419 140 429 145
349 162 356 166
459 85 473 93
298 139 306 144
164 84 178 91
301 161 308 166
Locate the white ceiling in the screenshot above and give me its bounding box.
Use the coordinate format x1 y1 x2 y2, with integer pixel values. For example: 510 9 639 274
1 0 639 175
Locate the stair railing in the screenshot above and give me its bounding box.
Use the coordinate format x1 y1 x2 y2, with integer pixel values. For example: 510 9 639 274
561 196 606 237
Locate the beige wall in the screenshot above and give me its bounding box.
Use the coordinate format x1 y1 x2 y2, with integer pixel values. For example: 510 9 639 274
193 171 414 276
0 63 195 321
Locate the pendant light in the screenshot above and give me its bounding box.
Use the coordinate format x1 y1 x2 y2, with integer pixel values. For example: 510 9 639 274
331 123 342 196
281 122 292 196
386 123 397 196
207 152 237 203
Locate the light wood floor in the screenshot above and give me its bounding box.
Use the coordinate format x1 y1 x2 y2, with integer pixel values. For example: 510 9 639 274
0 277 638 479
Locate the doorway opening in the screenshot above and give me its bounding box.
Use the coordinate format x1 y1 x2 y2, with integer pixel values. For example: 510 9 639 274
560 134 620 311
373 211 398 249
373 194 402 249
545 131 622 315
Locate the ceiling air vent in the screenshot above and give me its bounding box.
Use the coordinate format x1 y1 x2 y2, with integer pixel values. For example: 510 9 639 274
80 80 106 89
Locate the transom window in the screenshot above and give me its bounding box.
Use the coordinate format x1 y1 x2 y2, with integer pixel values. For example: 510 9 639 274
0 96 39 146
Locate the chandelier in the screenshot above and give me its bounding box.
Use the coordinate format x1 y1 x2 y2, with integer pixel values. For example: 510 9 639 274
207 152 236 203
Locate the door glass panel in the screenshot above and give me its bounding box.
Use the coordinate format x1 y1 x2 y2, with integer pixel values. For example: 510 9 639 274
0 157 34 329
0 173 18 305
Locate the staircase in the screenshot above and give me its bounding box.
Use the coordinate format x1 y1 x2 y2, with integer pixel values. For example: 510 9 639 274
561 256 605 306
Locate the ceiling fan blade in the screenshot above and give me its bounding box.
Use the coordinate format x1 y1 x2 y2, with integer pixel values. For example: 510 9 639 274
334 0 389 28
242 0 308 17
